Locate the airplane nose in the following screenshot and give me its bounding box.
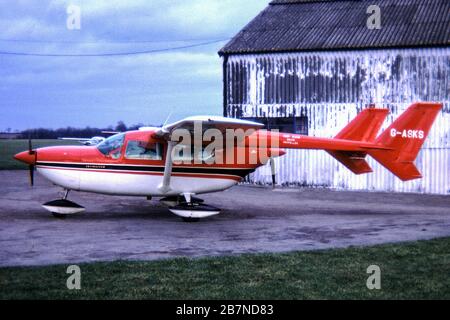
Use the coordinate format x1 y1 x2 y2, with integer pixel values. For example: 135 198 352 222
14 151 36 165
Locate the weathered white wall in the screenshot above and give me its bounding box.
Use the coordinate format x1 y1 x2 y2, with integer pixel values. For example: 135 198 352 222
225 47 450 194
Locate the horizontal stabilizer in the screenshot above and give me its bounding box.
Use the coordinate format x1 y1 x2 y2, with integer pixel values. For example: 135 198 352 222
328 151 373 174
329 107 388 174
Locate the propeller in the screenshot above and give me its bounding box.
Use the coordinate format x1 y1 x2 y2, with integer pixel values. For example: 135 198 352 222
28 139 36 186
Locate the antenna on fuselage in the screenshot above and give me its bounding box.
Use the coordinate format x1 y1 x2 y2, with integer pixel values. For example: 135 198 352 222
162 109 174 127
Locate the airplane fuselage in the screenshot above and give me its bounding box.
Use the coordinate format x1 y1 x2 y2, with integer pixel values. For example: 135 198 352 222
29 130 275 197
36 155 251 196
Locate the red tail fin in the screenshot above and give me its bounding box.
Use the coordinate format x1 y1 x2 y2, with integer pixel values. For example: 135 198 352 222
334 108 390 142
328 108 389 174
368 102 442 181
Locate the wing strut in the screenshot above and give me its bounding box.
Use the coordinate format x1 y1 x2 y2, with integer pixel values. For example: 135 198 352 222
159 141 176 193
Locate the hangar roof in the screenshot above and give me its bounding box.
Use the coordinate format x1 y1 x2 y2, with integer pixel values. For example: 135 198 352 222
219 0 450 55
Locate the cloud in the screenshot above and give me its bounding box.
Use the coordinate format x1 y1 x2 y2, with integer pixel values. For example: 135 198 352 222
0 0 268 130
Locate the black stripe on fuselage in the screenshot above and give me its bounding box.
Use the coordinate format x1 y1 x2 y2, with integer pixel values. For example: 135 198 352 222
37 162 255 178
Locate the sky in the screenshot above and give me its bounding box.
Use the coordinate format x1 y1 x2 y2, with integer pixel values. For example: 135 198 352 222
0 0 267 131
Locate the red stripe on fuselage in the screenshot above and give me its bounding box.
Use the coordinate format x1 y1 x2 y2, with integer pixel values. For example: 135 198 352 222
37 165 243 182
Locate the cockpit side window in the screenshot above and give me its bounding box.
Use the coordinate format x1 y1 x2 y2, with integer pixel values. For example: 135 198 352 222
173 145 216 164
97 133 125 159
125 140 163 160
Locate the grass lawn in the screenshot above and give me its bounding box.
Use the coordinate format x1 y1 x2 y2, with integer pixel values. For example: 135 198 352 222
0 237 449 299
0 139 79 170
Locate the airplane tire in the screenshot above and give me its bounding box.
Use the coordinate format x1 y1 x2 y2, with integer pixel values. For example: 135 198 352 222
182 217 200 223
52 212 67 219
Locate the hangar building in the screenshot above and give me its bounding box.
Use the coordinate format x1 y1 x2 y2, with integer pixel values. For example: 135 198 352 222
219 0 450 194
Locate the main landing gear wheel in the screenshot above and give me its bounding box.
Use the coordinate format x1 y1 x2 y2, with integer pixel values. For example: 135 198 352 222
160 195 204 207
52 212 67 219
169 202 221 222
182 217 200 223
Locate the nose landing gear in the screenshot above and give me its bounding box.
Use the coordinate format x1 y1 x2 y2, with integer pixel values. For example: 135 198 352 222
42 190 85 218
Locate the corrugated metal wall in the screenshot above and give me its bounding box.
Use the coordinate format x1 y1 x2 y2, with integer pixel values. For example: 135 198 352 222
224 47 450 194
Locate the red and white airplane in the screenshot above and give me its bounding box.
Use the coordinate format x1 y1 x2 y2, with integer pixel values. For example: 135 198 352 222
14 102 442 221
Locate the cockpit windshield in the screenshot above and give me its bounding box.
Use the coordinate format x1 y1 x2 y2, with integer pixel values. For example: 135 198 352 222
97 133 125 159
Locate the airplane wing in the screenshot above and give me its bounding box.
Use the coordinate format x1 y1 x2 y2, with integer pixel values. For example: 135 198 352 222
58 137 91 142
58 137 105 146
154 115 264 138
154 116 264 193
